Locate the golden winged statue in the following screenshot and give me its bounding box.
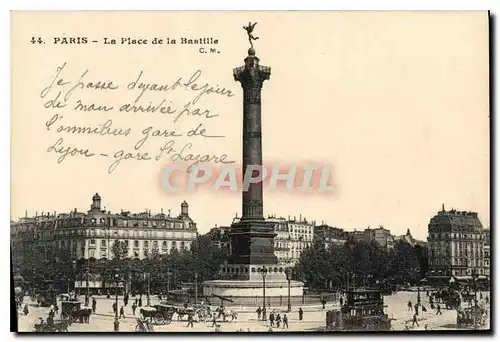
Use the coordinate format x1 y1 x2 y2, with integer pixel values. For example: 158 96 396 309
243 21 259 48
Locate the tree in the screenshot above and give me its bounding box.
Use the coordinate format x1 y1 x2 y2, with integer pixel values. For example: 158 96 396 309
388 240 420 284
111 240 128 260
413 244 429 279
295 240 334 290
190 234 229 281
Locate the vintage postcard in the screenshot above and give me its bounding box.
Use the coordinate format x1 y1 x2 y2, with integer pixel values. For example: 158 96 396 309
10 11 490 333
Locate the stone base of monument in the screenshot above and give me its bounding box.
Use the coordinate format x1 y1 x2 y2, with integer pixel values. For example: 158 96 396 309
203 279 304 299
203 264 304 305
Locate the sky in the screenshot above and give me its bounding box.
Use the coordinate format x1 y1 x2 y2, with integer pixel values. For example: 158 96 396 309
11 11 490 241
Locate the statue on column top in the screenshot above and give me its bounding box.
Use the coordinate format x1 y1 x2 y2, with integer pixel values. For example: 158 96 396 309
243 21 259 49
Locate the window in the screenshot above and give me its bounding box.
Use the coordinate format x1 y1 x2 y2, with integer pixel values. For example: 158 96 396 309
144 241 149 248
101 240 106 247
124 240 129 247
134 240 139 248
162 241 167 248
89 249 95 258
100 249 107 257
90 239 96 245
180 241 185 250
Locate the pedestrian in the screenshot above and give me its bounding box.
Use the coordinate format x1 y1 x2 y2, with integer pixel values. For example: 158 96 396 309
321 298 326 309
92 298 97 313
283 314 289 329
138 297 142 307
47 314 54 326
276 313 281 328
211 314 217 327
112 302 117 315
412 313 419 327
414 303 419 315
436 304 442 315
119 306 125 319
256 306 262 320
422 305 427 313
299 307 303 321
186 313 194 328
23 304 29 316
132 302 137 316
269 311 275 327
339 297 343 307
480 292 483 300
54 304 59 315
408 300 413 311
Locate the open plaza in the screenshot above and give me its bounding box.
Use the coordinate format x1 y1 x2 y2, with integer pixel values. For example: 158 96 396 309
17 289 490 332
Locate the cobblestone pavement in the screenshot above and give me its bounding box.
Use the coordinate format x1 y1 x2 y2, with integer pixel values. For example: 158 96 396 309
17 291 490 332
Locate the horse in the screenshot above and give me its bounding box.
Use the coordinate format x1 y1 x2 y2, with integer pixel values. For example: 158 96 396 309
140 308 156 322
73 309 92 323
176 309 189 321
218 308 238 323
53 320 70 332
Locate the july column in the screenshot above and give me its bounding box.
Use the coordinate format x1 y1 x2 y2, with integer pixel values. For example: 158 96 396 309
233 47 271 222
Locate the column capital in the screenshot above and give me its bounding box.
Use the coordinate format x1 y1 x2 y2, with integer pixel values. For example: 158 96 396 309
233 55 271 89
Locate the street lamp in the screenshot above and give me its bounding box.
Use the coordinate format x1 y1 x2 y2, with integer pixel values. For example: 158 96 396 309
472 270 479 330
113 271 120 332
194 272 198 305
146 273 151 307
85 259 90 307
285 268 292 312
166 270 172 303
417 280 421 307
259 267 268 321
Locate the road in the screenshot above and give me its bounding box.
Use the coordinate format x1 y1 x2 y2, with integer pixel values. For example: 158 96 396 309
16 291 490 332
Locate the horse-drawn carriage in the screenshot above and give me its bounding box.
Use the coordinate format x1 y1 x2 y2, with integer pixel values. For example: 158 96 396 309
60 301 91 323
140 304 176 325
326 289 392 331
193 304 214 322
432 289 461 309
457 306 487 329
32 319 70 332
177 304 224 322
135 318 155 332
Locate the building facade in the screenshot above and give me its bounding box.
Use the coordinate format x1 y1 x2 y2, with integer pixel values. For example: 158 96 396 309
397 229 427 247
427 205 485 279
271 216 315 266
314 224 349 249
483 228 490 278
11 193 198 291
350 226 395 250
